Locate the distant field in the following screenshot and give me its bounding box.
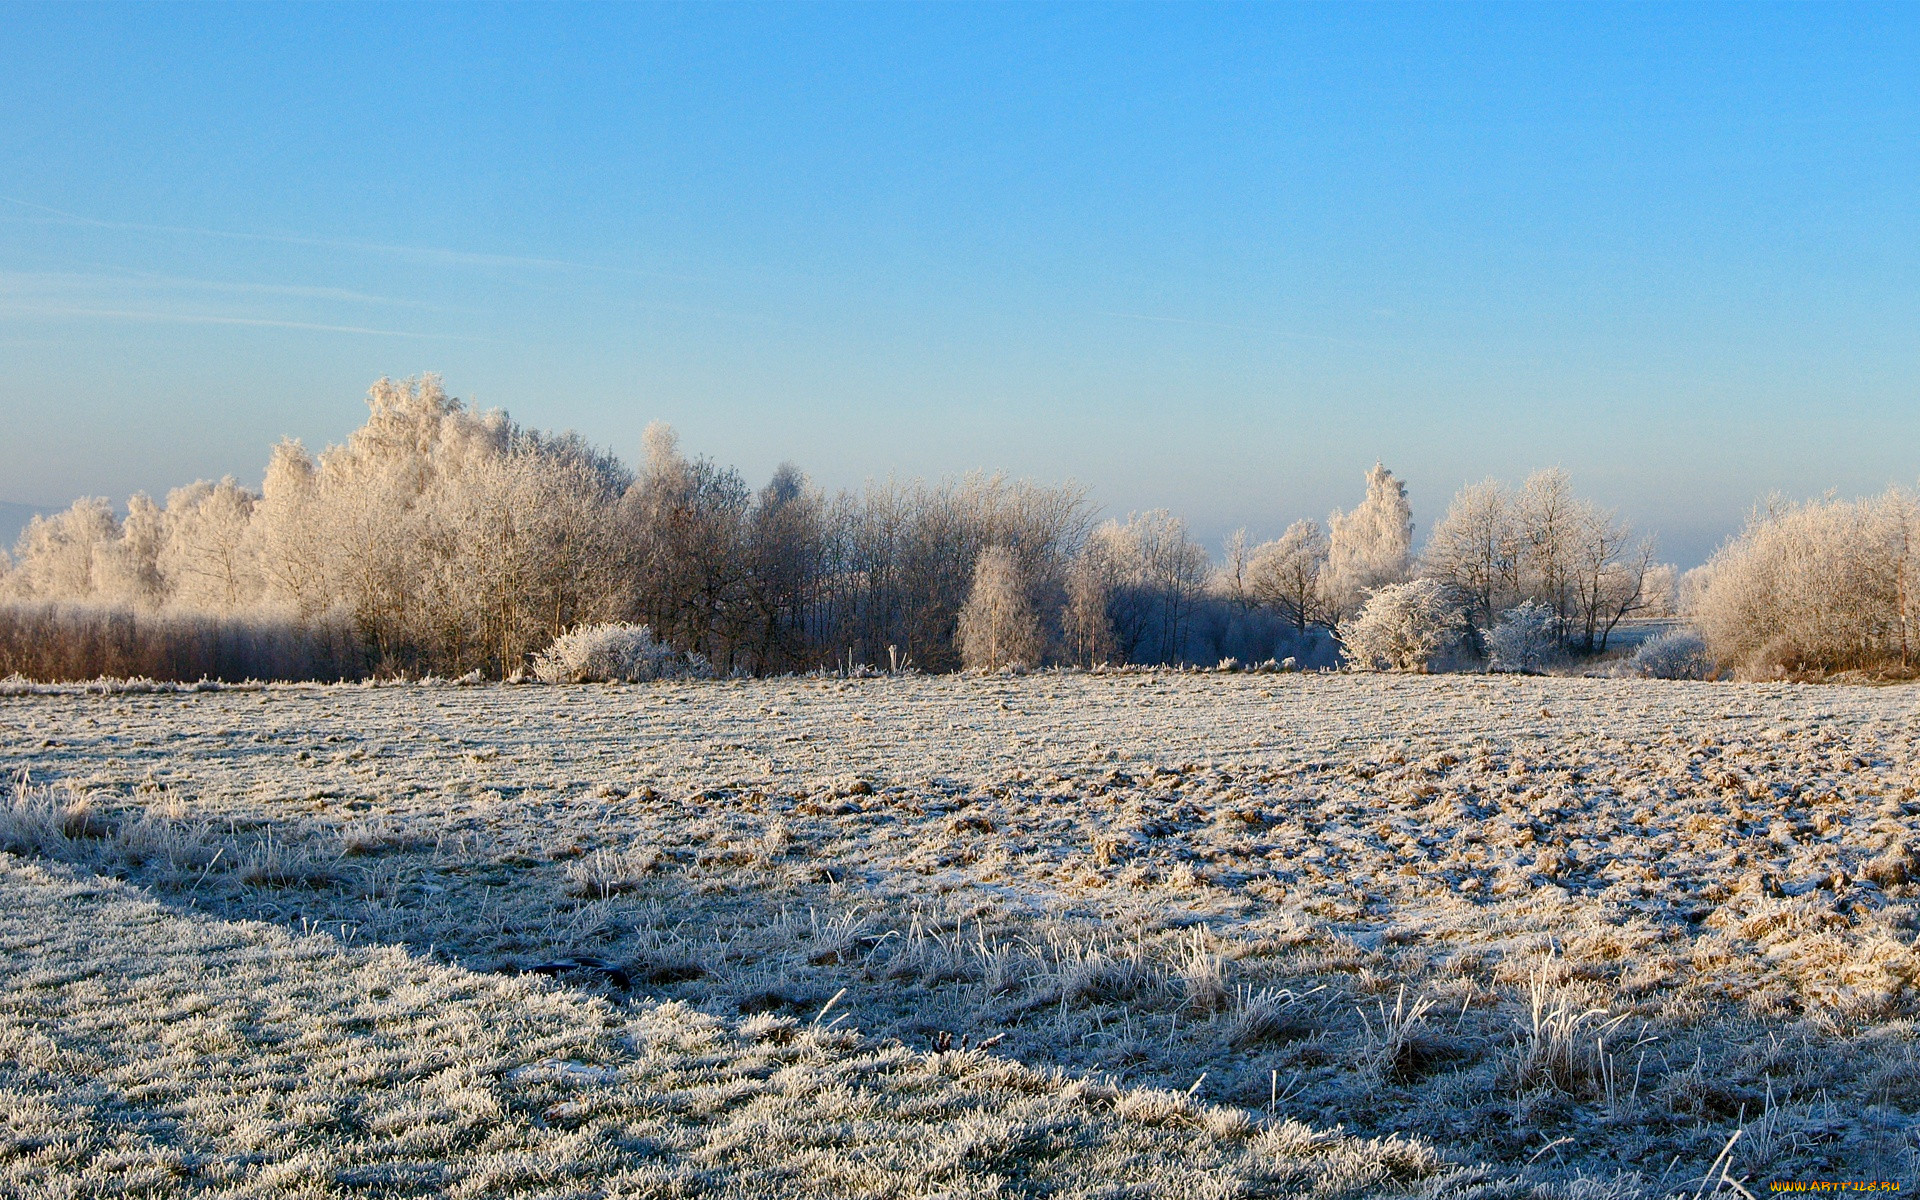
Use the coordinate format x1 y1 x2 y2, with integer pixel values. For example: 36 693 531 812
5 672 1920 1194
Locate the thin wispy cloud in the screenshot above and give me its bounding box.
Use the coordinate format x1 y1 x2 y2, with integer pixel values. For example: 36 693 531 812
0 195 700 282
0 269 437 310
0 268 464 338
0 303 471 340
1099 310 1367 350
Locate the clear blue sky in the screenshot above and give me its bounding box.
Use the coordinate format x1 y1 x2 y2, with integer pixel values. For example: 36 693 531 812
2 3 1915 566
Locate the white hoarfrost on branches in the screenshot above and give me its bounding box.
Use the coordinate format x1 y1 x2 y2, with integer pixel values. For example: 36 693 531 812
1621 627 1717 680
532 623 712 683
159 477 261 613
1084 510 1210 665
1484 601 1562 673
1061 548 1119 667
1693 488 1920 678
956 546 1043 671
1418 469 1665 656
1324 463 1414 624
1340 579 1463 672
5 367 1903 685
1245 519 1331 632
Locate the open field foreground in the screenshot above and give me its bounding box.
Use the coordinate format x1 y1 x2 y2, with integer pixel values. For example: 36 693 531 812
0 858 1456 1199
6 672 1920 1195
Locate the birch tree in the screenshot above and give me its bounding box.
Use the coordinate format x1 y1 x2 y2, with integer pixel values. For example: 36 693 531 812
957 545 1042 670
1325 463 1413 624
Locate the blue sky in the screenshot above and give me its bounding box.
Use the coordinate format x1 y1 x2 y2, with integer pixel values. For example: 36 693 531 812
2 3 1915 566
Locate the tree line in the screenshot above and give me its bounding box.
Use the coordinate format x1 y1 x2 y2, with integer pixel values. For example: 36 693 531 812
3 374 1907 682
1 377 1298 679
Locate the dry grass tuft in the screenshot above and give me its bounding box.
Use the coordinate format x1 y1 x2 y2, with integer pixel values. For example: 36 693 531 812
1229 984 1325 1047
1507 974 1632 1098
1046 931 1156 1006
561 846 662 898
1178 926 1231 1013
1358 986 1439 1083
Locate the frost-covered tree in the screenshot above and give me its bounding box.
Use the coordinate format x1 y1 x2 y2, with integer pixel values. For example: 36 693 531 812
1325 464 1413 624
738 462 827 673
957 546 1042 670
415 434 628 677
1421 469 1663 656
1246 519 1330 632
752 470 1088 673
1640 562 1679 619
1513 469 1580 633
103 493 169 609
160 478 260 613
242 374 631 675
291 375 510 666
1061 547 1118 666
1508 469 1658 654
1567 507 1657 655
1088 510 1209 664
1217 529 1253 611
6 498 120 601
1340 578 1464 672
619 422 758 668
1420 480 1519 632
250 440 332 618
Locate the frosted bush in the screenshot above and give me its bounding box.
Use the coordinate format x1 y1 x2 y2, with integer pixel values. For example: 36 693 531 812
1484 601 1561 673
1621 627 1716 680
532 623 711 684
1340 579 1463 672
1693 489 1920 677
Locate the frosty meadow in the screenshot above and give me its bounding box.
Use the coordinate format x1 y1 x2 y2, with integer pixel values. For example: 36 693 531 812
4 379 1920 1197
5 672 1920 1195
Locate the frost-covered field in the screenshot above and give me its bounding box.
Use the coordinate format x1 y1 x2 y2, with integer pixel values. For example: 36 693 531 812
6 672 1920 1194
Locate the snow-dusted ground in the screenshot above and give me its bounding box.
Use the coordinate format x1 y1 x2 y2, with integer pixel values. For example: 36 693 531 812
6 671 1920 1192
3 856 1458 1198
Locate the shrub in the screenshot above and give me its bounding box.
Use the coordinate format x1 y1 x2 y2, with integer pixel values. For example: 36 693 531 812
1340 580 1464 672
531 623 712 683
0 601 365 683
1620 627 1716 680
1693 490 1920 678
1484 601 1562 673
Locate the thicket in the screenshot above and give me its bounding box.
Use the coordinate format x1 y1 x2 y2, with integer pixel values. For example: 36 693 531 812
0 377 1327 680
1690 490 1920 679
0 602 364 683
10 373 1906 682
1226 465 1673 675
1416 469 1665 656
